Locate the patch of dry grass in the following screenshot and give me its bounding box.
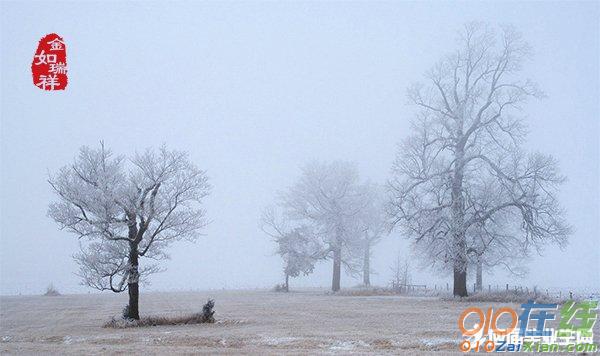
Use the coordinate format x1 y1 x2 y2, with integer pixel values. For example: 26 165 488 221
444 290 571 304
105 298 216 328
333 287 400 297
333 286 448 298
104 312 215 328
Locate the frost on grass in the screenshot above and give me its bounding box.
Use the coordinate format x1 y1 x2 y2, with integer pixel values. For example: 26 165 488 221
104 299 216 328
443 290 572 304
257 335 299 346
329 340 370 351
421 337 458 347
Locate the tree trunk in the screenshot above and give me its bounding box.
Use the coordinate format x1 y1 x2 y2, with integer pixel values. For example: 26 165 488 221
332 247 341 292
284 273 289 292
453 267 467 297
451 139 468 297
127 242 140 320
362 242 371 287
475 258 483 292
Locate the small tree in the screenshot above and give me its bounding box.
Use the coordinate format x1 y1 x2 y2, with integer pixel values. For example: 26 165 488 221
262 208 323 291
48 143 210 319
280 228 322 291
390 254 411 294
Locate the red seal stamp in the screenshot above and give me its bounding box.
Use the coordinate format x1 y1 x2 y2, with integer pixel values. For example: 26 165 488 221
31 33 68 91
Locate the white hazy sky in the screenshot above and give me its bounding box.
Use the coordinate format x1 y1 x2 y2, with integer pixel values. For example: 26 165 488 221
1 1 598 295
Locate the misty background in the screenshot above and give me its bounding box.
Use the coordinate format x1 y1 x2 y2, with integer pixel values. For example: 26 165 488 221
1 1 598 295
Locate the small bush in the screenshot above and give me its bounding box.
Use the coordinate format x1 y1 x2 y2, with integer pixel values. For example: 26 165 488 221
43 283 60 296
272 284 288 292
122 305 132 320
201 299 215 323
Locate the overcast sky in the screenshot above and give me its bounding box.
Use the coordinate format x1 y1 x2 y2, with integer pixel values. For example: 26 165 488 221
1 1 598 295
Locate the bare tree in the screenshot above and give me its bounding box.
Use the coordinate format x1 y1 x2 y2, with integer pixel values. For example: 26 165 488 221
355 184 387 287
48 143 210 319
387 23 571 297
274 161 369 292
390 253 411 294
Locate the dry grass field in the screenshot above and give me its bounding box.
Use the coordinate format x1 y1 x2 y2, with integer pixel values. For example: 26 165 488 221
0 289 597 355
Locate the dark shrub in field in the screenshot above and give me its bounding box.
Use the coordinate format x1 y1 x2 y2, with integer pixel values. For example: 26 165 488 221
201 299 215 323
122 305 132 320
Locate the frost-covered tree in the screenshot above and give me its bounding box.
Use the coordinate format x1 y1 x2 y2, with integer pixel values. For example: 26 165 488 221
273 161 370 292
48 143 210 319
278 228 322 291
387 23 571 297
262 211 323 291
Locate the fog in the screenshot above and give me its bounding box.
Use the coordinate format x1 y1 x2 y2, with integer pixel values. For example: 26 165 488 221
1 1 598 295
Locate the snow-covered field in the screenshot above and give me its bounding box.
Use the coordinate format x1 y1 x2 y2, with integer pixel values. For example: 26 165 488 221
0 289 594 354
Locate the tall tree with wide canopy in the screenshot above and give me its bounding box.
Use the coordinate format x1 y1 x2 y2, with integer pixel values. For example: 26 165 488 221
48 143 210 318
387 23 571 297
273 161 370 292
